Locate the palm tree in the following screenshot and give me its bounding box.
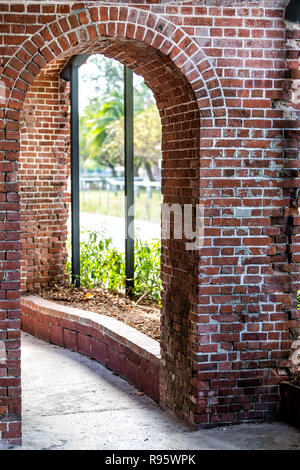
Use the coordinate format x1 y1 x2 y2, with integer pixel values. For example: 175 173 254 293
79 60 158 175
87 91 124 151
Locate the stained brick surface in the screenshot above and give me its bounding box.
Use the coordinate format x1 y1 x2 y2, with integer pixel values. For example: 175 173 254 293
0 0 299 445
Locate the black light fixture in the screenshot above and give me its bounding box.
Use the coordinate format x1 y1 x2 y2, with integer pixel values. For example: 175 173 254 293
285 0 300 23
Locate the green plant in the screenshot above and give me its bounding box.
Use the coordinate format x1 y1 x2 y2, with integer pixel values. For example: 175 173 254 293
66 231 161 304
134 238 161 304
66 231 125 291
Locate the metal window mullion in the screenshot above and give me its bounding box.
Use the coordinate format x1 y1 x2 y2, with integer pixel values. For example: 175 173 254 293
124 66 134 296
71 63 80 287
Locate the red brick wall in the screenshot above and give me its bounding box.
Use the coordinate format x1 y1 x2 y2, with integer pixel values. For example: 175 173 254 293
0 0 299 445
19 59 70 293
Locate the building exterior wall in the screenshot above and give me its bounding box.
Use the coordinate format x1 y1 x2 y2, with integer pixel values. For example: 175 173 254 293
0 0 299 445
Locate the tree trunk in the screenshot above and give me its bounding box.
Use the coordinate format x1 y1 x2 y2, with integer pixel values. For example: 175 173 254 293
108 163 117 177
144 161 155 181
134 163 141 177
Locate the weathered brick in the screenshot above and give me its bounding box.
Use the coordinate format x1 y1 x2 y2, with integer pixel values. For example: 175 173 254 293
0 1 299 446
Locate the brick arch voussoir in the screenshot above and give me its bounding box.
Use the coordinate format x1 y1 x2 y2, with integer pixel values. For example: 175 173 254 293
1 5 227 129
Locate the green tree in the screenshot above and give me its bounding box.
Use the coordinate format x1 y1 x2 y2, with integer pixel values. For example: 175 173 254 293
96 104 161 179
134 104 161 180
86 91 124 175
79 55 160 176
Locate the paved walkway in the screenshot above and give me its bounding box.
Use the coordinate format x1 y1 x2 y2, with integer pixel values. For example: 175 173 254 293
4 333 300 450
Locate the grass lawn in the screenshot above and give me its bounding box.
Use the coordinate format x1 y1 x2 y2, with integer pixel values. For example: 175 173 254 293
80 188 162 223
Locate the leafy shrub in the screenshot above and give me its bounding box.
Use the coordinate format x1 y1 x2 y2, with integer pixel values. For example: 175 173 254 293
134 238 161 303
66 231 161 304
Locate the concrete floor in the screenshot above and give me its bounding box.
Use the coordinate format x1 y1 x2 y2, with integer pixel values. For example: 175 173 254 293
3 332 300 450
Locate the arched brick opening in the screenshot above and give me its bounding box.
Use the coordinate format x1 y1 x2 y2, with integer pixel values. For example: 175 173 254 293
0 6 226 442
17 41 204 425
1 4 299 446
11 6 226 304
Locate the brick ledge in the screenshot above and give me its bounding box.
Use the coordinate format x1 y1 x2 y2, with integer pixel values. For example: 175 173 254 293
21 295 160 402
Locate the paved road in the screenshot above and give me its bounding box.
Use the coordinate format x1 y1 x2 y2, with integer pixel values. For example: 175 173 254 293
3 333 300 450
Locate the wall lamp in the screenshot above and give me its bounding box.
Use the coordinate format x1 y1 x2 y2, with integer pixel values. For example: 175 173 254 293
285 0 300 23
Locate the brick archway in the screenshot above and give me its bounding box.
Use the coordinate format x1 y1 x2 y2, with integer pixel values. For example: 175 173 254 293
0 5 228 443
1 3 299 447
2 6 226 126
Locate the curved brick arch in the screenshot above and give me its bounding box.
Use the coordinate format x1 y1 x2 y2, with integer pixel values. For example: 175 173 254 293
0 3 229 435
1 5 227 127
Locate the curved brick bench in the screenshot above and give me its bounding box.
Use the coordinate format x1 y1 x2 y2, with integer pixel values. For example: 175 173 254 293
21 295 160 402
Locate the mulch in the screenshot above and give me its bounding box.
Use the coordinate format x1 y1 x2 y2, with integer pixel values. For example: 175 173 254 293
40 284 160 341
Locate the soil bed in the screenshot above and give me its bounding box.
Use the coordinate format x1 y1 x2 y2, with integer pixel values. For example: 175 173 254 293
40 284 160 341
